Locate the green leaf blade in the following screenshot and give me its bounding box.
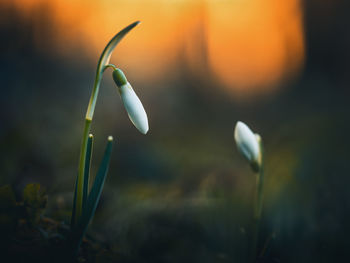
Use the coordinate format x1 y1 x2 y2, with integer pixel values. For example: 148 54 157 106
71 134 94 228
70 137 114 253
84 136 113 224
83 134 94 212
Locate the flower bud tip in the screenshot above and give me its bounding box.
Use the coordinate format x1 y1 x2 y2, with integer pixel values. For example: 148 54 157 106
140 126 149 135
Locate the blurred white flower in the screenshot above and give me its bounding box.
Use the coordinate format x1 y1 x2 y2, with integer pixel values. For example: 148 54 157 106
234 121 261 171
113 69 149 134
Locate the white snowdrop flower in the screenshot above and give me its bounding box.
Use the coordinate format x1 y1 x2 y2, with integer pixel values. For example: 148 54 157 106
234 121 261 172
113 69 149 134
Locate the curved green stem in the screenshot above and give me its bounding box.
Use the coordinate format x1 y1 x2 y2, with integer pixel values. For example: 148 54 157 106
85 21 140 121
104 64 118 71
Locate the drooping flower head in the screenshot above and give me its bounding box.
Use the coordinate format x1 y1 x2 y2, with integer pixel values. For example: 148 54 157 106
234 121 261 172
112 68 149 134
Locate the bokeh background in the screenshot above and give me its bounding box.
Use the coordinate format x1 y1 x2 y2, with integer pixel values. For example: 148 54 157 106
1 0 350 262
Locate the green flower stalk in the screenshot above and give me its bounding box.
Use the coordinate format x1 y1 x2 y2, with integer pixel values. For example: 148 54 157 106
74 21 143 224
70 21 148 256
234 121 264 262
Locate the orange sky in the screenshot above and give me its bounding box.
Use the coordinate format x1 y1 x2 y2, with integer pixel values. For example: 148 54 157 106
4 0 304 94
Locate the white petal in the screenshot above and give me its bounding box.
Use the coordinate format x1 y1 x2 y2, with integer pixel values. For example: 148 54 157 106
119 83 149 134
234 121 260 164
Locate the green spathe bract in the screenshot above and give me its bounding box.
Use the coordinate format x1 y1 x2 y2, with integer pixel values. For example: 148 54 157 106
71 21 144 256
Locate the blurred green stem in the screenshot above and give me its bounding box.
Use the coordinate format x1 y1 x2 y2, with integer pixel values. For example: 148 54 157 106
75 67 103 224
251 138 264 263
76 66 104 223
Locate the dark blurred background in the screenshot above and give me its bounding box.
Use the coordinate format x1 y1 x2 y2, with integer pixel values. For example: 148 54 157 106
1 0 350 262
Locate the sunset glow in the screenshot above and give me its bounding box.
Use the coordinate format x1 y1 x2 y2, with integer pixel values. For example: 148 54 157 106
4 0 304 93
